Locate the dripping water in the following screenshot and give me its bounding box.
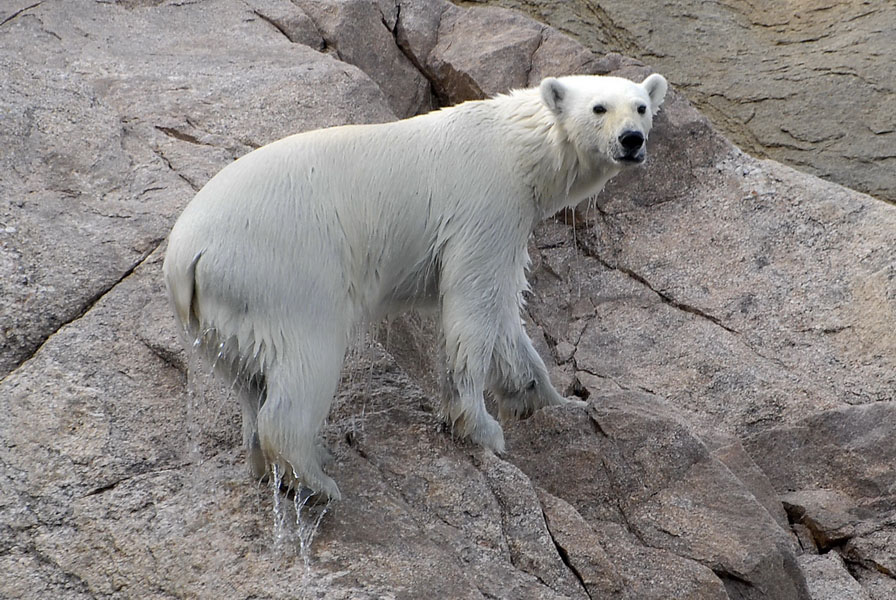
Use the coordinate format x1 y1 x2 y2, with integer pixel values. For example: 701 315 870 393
181 325 336 586
183 329 242 465
269 462 331 569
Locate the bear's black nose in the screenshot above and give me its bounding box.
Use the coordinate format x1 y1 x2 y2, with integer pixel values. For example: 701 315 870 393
619 131 644 152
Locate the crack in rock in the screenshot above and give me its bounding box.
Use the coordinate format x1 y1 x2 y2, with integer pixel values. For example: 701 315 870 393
564 228 801 372
0 2 42 28
83 464 188 498
155 125 209 147
540 513 593 600
251 8 294 42
0 241 163 385
392 1 448 109
148 146 201 192
22 540 94 596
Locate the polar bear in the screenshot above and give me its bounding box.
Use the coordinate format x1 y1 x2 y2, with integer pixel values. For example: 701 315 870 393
163 73 668 501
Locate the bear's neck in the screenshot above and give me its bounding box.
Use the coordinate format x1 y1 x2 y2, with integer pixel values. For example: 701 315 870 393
490 90 618 219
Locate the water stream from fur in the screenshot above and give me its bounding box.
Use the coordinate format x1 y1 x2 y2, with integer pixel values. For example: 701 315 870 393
184 334 332 568
270 463 331 569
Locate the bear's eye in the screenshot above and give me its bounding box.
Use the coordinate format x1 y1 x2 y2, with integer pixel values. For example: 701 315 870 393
637 105 647 115
593 104 606 115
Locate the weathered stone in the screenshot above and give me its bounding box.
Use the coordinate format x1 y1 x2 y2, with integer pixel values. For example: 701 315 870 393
397 0 597 105
293 0 434 117
781 490 870 551
704 432 790 532
844 527 896 582
850 568 896 600
538 489 730 600
743 401 896 560
249 0 325 48
507 394 809 599
535 491 622 598
798 553 869 600
745 404 896 596
394 0 452 73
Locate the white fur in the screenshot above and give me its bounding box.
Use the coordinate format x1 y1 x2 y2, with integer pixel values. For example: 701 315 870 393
163 74 667 500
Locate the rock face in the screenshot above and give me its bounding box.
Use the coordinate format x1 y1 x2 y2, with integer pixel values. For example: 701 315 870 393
1 1 893 599
463 0 896 203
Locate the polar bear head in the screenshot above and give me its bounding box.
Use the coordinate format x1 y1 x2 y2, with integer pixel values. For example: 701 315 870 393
539 73 668 167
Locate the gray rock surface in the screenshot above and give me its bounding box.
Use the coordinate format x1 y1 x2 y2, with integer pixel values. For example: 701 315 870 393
1 0 893 598
798 553 870 600
462 0 896 202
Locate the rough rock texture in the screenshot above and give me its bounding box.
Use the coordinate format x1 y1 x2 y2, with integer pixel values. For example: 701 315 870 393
798 553 870 600
1 1 893 598
462 0 896 202
745 403 896 598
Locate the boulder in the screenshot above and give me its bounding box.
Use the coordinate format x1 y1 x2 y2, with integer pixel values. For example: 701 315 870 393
291 0 434 117
508 395 808 599
396 0 598 104
745 403 896 595
798 553 870 600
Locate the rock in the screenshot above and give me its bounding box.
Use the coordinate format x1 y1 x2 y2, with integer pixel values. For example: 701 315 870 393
781 490 871 551
537 489 732 599
851 568 896 600
704 432 790 531
798 553 869 600
396 0 598 105
746 404 896 599
744 403 896 500
466 0 896 201
428 5 545 103
249 0 325 48
507 394 809 599
292 0 434 117
394 0 450 73
844 527 896 582
2 0 894 598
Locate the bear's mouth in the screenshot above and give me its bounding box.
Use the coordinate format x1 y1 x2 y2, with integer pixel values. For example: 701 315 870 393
617 153 645 165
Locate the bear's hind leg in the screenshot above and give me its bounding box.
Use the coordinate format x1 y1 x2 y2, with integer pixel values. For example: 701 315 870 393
236 372 267 481
255 332 347 502
200 330 269 480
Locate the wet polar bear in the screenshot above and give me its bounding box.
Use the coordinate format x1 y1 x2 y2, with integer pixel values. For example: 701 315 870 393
164 73 668 501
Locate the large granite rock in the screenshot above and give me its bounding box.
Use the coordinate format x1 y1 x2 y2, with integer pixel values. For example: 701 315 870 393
463 0 896 202
1 0 893 598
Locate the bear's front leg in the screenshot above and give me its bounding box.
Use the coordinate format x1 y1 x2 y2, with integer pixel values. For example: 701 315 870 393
438 289 508 454
489 321 577 423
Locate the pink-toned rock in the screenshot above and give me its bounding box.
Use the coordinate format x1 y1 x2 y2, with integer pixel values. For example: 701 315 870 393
2 1 893 598
293 0 433 117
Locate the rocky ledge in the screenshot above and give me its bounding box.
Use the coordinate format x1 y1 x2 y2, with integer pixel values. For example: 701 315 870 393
1 1 893 599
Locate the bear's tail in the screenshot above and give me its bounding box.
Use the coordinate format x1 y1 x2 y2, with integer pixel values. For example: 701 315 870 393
163 247 203 337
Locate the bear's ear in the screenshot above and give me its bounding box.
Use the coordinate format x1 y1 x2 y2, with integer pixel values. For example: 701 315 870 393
642 73 668 114
540 77 567 115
